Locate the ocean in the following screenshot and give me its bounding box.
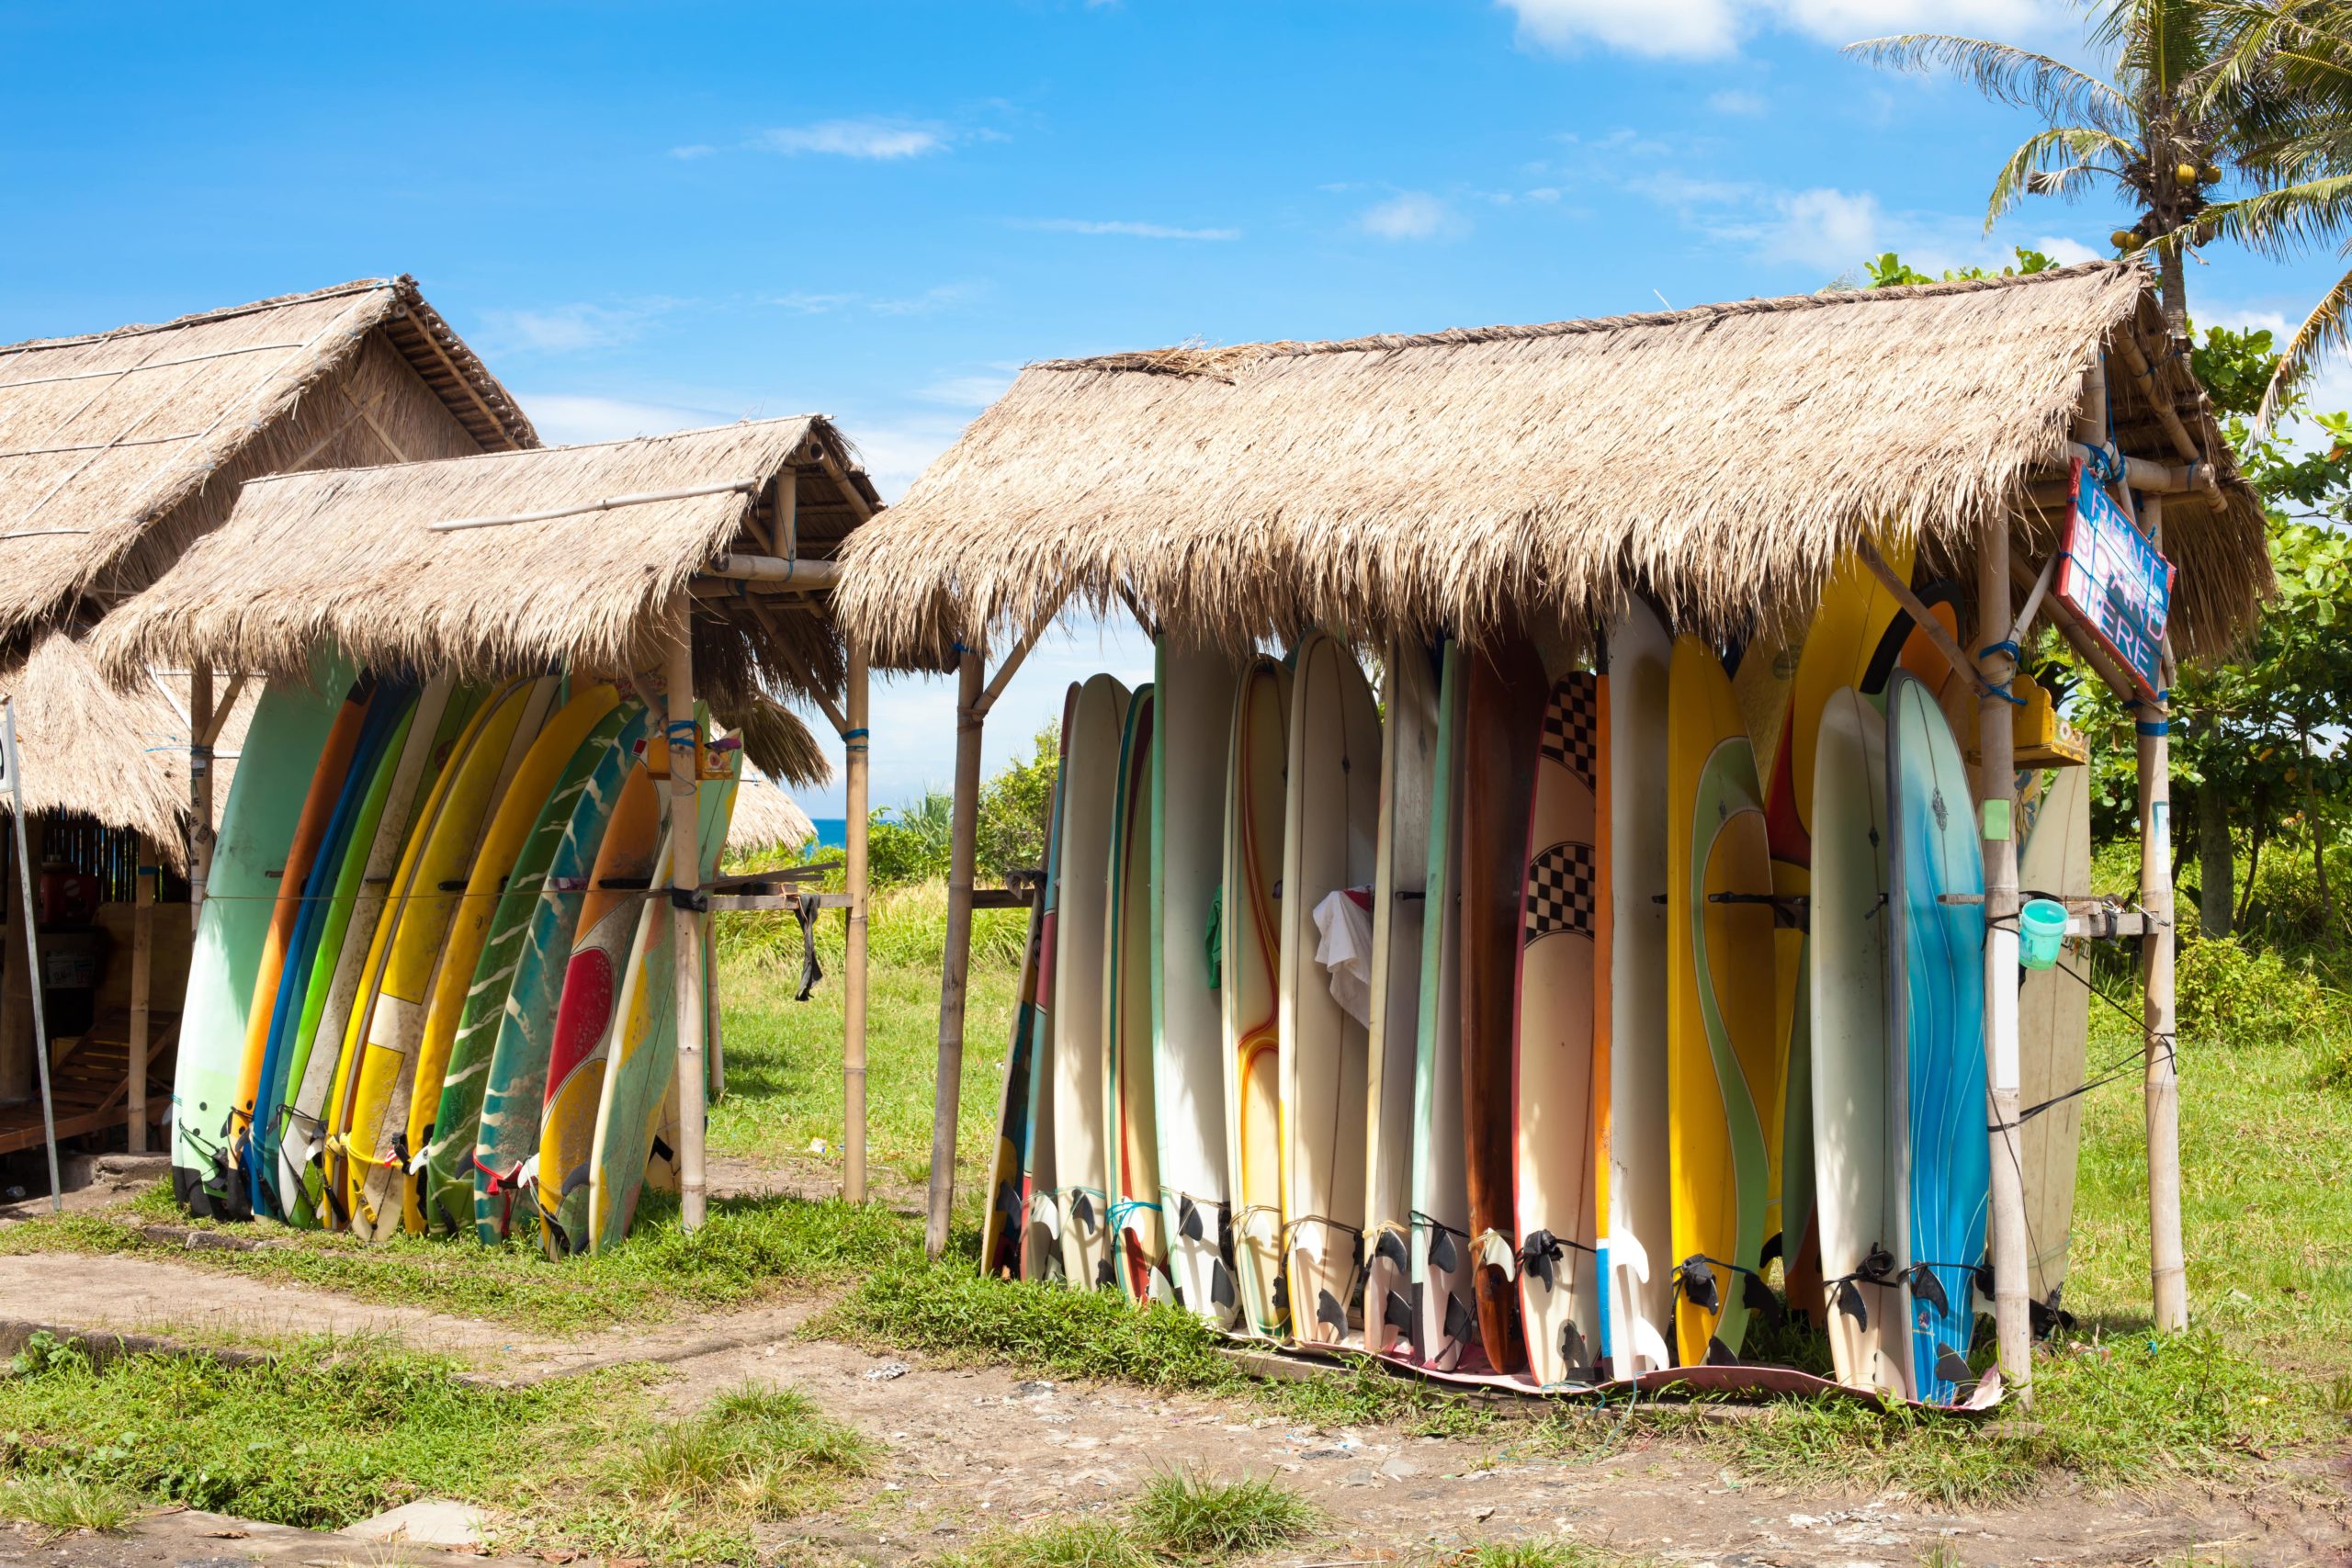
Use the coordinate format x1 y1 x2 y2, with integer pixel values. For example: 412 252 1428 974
810 816 848 851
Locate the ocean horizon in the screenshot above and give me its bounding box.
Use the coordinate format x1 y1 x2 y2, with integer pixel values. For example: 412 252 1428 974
810 816 848 851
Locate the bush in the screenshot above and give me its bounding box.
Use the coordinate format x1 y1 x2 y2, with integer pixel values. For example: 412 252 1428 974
866 791 954 886
2175 935 2334 1047
977 724 1058 886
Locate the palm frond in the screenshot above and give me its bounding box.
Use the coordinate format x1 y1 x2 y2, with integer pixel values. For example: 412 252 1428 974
1845 33 2134 134
2259 262 2352 433
2198 174 2352 256
1987 126 2134 223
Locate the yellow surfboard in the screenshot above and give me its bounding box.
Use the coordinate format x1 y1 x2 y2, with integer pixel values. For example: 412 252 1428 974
399 682 621 1233
342 677 557 1239
1666 637 1778 1366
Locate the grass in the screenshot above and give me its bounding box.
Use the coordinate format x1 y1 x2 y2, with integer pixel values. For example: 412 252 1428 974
0 1333 870 1564
1125 1469 1317 1561
1453 1543 1651 1567
931 1517 1150 1567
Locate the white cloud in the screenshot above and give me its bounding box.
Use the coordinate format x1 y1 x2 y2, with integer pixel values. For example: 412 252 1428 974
1500 0 2055 60
1708 88 1769 114
669 143 716 160
1360 191 1464 241
752 117 947 159
1018 219 1242 241
918 373 1017 408
480 301 667 355
2033 234 2103 265
519 393 735 445
1748 186 1883 270
869 281 987 317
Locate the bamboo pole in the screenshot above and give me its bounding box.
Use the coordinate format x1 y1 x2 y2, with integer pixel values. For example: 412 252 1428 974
1977 517 2034 1406
705 919 725 1102
2139 491 2188 1331
188 665 214 932
129 839 154 1152
665 600 712 1232
842 649 872 1205
924 649 987 1256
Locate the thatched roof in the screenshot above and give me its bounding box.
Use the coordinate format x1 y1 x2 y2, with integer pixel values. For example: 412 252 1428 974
0 276 534 645
838 261 2268 665
0 633 187 858
727 773 819 857
91 417 879 778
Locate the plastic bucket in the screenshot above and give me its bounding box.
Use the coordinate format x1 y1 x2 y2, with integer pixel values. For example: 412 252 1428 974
2019 898 2069 970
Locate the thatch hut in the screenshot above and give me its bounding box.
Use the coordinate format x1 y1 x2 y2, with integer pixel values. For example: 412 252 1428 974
727 773 820 859
835 261 2268 1394
0 276 530 1157
95 415 884 1221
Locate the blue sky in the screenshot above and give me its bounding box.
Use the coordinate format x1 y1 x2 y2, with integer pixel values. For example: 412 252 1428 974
5 1 2340 815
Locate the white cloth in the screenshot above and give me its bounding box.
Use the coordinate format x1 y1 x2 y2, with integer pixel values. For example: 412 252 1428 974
1312 888 1376 1027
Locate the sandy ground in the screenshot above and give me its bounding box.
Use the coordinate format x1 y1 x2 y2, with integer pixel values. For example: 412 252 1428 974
0 1181 2344 1566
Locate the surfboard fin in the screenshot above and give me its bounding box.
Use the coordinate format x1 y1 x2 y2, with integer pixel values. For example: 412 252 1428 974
1907 1265 1951 1315
1094 1258 1116 1290
1520 1230 1562 1292
1429 1225 1460 1274
1031 1192 1060 1239
1704 1336 1739 1366
1677 1257 1720 1313
1209 1260 1236 1310
1071 1190 1096 1232
1835 1279 1870 1329
1614 1228 1651 1283
1316 1289 1349 1336
1935 1346 1976 1390
1476 1230 1518 1278
1632 1317 1673 1372
1384 1290 1414 1335
1148 1268 1177 1305
1743 1271 1784 1325
1443 1291 1476 1346
1373 1228 1409 1270
1177 1195 1204 1242
1559 1321 1593 1380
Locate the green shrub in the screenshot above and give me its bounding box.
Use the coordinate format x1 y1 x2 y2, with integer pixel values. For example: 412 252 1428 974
977 724 1059 886
2175 936 2333 1046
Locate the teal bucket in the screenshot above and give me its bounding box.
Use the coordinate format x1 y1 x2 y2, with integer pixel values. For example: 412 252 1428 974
2019 898 2069 970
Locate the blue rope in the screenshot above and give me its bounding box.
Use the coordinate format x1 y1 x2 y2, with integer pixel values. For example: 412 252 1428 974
1978 639 2021 662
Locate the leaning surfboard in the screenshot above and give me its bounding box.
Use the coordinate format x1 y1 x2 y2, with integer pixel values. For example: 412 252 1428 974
1052 675 1130 1291
1887 671 1989 1404
1015 684 1079 1281
1665 637 1777 1367
1103 685 1167 1303
1153 639 1244 1325
1411 642 1474 1371
1514 671 1602 1387
1222 659 1291 1337
2018 761 2092 1317
1279 632 1379 1348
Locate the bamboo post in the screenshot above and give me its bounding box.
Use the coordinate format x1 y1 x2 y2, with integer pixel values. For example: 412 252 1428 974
2139 491 2188 1331
1976 519 2033 1405
924 648 987 1256
665 601 711 1232
187 665 214 932
705 919 724 1102
842 649 872 1204
129 838 154 1151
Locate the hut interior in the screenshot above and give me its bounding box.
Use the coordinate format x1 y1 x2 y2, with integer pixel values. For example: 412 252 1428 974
0 276 533 1160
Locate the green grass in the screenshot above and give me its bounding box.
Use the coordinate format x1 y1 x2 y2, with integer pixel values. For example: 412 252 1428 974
930 1517 1150 1567
1453 1542 1651 1568
1125 1469 1317 1561
0 1334 871 1564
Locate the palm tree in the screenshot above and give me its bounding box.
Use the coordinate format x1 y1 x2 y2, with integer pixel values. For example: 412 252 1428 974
2193 0 2352 424
1847 0 2246 339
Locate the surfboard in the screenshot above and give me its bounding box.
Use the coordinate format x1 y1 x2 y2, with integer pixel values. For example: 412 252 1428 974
1887 670 1990 1404
231 674 375 1193
347 677 559 1241
474 703 652 1242
1666 637 1778 1366
1053 674 1130 1291
538 722 671 1257
586 738 740 1251
1598 603 1675 1379
1153 639 1244 1325
2019 761 2092 1316
1810 687 1909 1397
1279 631 1380 1348
173 656 353 1218
1104 684 1167 1303
249 679 413 1216
283 676 469 1227
1515 671 1602 1386
424 701 631 1238
1460 632 1545 1374
1222 659 1291 1337
1411 641 1474 1371
1365 638 1437 1359
407 683 623 1234
1016 684 1079 1282
984 826 1051 1281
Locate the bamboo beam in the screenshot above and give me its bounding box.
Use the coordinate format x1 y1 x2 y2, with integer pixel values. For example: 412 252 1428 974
2138 492 2188 1332
2061 446 2218 499
843 650 871 1205
665 600 712 1232
811 448 876 524
1852 538 1992 697
975 585 1071 720
197 673 246 748
129 840 154 1152
2110 329 2205 468
429 479 761 533
1977 508 2034 1407
706 555 839 588
924 649 987 1255
2010 558 2137 702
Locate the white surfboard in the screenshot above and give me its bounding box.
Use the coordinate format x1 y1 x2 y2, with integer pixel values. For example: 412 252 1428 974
2019 761 2093 1316
1053 674 1131 1292
1223 658 1293 1337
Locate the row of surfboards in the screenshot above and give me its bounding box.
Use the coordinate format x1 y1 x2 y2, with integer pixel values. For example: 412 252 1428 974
169 668 741 1257
981 550 2094 1407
